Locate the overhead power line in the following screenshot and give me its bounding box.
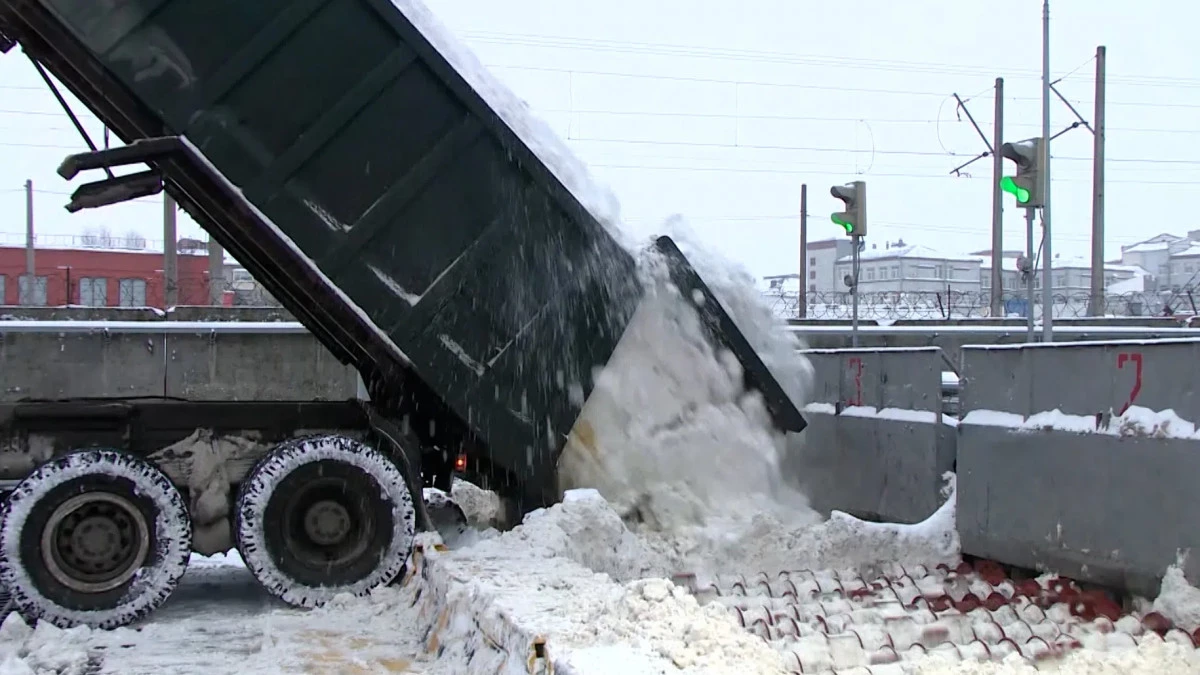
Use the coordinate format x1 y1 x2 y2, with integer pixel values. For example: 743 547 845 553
3 63 1200 110
462 32 1200 89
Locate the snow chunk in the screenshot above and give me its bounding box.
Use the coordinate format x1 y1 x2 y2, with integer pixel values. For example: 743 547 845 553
0 614 93 674
1153 556 1200 632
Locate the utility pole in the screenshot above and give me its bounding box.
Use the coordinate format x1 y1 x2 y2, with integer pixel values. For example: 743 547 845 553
24 179 34 280
799 183 808 319
163 192 179 307
990 78 1004 317
1040 0 1054 341
1088 45 1107 316
207 237 224 306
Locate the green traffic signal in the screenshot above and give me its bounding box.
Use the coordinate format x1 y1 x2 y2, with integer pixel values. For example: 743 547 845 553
831 213 853 233
1000 176 1030 204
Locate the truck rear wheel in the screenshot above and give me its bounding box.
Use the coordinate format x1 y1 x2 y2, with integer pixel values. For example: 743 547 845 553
0 449 192 629
234 435 416 607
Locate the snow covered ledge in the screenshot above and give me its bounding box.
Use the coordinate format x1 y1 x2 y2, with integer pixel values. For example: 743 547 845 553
405 491 788 674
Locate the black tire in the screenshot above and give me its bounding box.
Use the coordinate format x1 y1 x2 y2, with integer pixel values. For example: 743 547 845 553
0 449 192 629
234 435 416 608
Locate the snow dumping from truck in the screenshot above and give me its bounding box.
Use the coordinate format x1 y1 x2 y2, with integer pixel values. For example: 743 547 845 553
0 0 807 519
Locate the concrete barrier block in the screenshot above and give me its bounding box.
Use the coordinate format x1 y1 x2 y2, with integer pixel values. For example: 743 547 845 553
164 332 357 401
961 339 1200 420
799 347 945 412
0 331 165 400
786 410 955 524
956 423 1200 596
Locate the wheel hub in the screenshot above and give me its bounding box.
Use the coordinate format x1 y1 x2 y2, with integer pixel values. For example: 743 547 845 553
41 492 150 594
304 500 351 546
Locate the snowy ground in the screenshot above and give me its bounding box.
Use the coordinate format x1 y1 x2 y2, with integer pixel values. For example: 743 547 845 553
4 481 1200 674
0 550 435 674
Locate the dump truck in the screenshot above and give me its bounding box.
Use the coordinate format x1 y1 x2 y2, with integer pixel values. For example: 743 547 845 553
0 0 806 630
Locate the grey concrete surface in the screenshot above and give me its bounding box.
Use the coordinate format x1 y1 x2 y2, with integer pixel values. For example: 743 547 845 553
801 347 948 412
0 329 357 402
787 347 953 524
956 424 1200 596
786 413 954 524
961 338 1200 420
0 331 165 399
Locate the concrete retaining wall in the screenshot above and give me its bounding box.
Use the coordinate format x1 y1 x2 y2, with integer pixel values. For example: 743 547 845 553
794 326 1200 364
0 326 358 402
786 347 955 524
956 338 1200 595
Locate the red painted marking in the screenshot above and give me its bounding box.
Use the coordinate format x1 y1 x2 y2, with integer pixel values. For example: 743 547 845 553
1116 352 1143 415
847 356 864 406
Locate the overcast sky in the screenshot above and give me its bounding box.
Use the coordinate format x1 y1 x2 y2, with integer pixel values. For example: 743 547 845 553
0 0 1196 279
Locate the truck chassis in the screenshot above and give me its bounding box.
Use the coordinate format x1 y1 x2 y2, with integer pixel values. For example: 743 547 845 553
0 398 456 628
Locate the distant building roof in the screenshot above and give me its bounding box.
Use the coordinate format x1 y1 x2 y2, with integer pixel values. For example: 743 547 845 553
1122 233 1183 253
836 244 979 264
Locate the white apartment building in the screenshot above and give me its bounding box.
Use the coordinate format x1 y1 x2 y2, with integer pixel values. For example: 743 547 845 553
834 242 982 293
976 251 1147 296
1117 231 1200 292
760 237 854 304
802 238 856 294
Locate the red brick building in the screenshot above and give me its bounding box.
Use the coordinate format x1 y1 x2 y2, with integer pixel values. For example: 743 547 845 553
0 245 212 308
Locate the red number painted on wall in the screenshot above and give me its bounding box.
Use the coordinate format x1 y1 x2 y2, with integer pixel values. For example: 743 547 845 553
1116 351 1143 415
846 356 864 406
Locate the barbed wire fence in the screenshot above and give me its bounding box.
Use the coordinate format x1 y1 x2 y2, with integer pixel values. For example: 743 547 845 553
764 290 1193 321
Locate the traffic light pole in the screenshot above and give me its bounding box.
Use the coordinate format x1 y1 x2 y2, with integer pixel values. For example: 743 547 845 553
1025 208 1036 342
851 236 861 347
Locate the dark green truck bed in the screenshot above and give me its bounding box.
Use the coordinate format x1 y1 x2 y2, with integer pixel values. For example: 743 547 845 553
0 0 804 511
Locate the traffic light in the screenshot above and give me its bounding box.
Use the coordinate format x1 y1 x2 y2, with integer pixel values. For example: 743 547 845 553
830 180 866 237
999 138 1043 208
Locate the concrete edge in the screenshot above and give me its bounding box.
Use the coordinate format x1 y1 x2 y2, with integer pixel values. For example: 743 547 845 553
404 538 674 674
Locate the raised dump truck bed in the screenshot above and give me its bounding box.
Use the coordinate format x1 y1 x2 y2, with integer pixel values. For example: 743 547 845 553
0 0 804 628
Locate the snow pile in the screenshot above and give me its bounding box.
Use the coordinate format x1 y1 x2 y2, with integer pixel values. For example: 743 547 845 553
419 491 788 674
552 220 825 575
0 613 93 674
487 489 664 580
913 636 1200 674
556 285 811 526
1152 557 1200 632
635 472 960 580
961 405 1200 440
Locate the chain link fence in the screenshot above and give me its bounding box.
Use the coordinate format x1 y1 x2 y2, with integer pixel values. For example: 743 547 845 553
764 290 1189 321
